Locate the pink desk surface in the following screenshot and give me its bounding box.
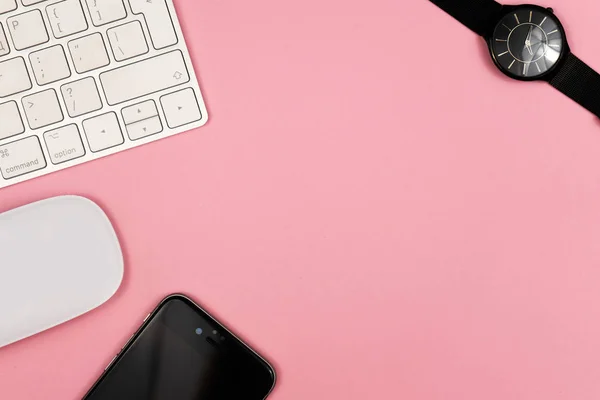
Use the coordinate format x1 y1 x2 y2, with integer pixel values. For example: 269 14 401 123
3 0 600 398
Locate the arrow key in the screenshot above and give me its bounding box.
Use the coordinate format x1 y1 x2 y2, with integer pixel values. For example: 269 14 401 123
160 88 201 129
126 116 162 140
82 112 124 152
121 99 158 125
121 99 162 140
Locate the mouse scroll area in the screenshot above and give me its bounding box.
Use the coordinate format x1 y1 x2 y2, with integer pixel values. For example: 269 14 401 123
0 195 123 348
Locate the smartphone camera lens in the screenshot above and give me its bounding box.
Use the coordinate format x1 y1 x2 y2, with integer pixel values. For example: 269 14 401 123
195 328 203 335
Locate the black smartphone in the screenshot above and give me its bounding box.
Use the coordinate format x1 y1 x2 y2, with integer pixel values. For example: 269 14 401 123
83 294 276 400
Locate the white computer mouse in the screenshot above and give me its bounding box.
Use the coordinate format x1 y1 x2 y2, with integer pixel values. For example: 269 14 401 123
0 196 123 348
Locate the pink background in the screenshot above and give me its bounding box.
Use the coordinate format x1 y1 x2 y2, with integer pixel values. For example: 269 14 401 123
2 0 600 398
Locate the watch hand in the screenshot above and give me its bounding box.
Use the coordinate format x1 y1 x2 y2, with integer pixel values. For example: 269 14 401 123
525 26 534 55
526 26 533 42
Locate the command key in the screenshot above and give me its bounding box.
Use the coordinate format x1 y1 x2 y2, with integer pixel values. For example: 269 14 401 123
0 136 47 179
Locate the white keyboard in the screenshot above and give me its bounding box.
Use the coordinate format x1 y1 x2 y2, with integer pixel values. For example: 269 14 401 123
0 0 208 189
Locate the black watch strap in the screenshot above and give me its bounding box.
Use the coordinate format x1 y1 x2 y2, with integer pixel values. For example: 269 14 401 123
429 0 503 37
550 53 600 118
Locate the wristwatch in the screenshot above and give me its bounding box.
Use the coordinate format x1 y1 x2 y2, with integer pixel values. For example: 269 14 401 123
429 0 600 118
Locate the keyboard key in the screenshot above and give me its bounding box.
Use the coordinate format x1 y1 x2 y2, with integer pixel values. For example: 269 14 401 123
46 0 87 39
160 88 201 128
86 0 126 27
0 136 46 179
122 100 162 140
100 50 188 105
82 112 123 152
29 44 70 85
0 23 9 56
68 33 109 73
0 0 17 14
7 10 49 50
121 100 158 124
22 89 63 129
130 0 177 50
0 57 32 97
44 124 85 164
0 101 25 140
107 21 148 62
61 77 102 118
126 115 162 140
22 0 48 5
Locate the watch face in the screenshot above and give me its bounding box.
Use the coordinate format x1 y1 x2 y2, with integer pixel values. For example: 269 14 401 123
491 7 565 79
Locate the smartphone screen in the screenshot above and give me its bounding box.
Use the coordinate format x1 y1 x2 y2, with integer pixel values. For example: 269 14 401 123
84 295 276 400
